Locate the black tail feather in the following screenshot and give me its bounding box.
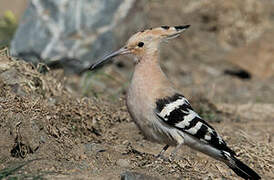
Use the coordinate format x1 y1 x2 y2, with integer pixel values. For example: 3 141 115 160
226 155 261 180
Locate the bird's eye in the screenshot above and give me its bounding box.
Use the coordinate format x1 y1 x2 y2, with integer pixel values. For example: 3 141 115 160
137 42 144 47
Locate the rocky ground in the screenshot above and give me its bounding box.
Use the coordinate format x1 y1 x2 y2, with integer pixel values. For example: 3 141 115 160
0 46 273 180
1 0 274 179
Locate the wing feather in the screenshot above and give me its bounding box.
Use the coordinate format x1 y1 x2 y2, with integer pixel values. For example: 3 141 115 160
155 93 235 155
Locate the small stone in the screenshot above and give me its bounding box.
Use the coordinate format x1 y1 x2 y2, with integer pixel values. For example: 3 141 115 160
79 154 87 160
40 136 46 143
121 171 160 180
122 140 129 145
84 143 106 153
116 159 130 168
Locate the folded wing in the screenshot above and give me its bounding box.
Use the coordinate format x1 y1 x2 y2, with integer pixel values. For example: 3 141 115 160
155 93 235 156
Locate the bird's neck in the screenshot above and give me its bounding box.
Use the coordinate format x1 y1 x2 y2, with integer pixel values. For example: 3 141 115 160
134 50 165 81
129 51 174 101
136 50 160 68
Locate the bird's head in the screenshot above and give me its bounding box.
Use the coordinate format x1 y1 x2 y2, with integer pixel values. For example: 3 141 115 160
90 25 190 70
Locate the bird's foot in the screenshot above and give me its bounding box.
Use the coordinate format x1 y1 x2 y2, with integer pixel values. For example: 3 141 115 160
155 153 169 162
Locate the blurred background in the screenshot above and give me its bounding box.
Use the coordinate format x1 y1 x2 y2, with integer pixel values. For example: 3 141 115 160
0 0 273 179
1 0 274 102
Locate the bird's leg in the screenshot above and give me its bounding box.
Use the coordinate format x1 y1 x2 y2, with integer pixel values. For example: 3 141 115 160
156 145 169 159
169 143 184 161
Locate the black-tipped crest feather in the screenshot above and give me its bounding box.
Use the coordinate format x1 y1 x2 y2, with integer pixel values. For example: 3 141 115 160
175 25 190 31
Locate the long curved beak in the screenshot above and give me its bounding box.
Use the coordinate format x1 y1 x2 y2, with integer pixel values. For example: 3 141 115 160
90 46 130 70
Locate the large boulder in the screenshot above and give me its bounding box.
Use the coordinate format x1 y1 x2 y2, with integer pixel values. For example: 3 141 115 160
226 31 274 79
10 0 145 73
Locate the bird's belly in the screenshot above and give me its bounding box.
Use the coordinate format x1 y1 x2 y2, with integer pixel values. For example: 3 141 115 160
134 115 177 146
126 97 177 145
127 106 160 142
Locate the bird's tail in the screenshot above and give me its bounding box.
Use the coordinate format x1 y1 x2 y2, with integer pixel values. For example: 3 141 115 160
222 151 261 180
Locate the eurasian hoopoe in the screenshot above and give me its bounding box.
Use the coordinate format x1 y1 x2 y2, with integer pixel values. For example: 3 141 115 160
90 25 261 179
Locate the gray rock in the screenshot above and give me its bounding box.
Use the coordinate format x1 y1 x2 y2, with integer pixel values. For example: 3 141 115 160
10 0 145 73
121 171 160 180
84 143 105 153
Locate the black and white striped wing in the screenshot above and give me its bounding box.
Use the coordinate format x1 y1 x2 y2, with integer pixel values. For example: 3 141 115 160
155 93 235 155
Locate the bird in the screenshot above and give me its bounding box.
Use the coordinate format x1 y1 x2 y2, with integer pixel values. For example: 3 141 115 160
90 25 261 180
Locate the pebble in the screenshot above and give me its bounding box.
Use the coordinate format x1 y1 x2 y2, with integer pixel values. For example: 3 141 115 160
121 171 160 180
84 143 106 153
116 159 130 167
